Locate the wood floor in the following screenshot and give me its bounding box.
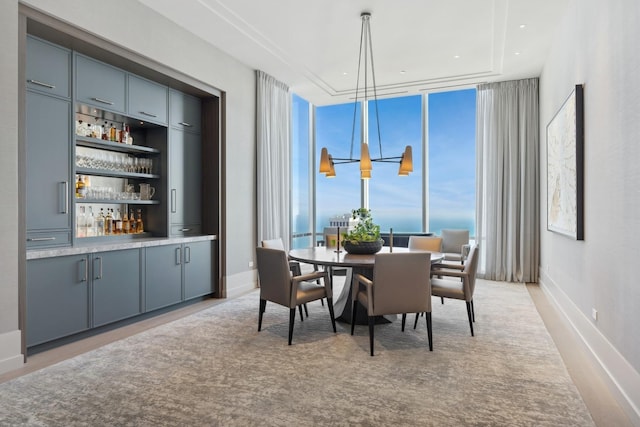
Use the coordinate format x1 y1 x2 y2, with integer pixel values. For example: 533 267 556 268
0 284 633 426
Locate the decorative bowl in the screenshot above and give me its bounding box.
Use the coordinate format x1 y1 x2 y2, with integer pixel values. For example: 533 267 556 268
342 239 384 255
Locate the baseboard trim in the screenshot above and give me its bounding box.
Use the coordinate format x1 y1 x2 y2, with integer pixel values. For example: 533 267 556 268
539 270 640 425
225 269 257 299
0 330 24 375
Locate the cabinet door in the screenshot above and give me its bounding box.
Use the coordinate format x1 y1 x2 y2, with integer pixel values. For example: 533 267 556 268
128 75 168 125
25 91 71 234
93 249 142 327
169 89 201 132
26 36 71 99
145 245 183 311
184 241 213 299
169 128 201 230
75 54 126 113
27 255 90 347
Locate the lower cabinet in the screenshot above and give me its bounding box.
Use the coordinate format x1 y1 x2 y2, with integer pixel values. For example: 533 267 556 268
145 240 213 310
27 255 90 347
92 249 142 327
27 249 141 347
26 240 213 348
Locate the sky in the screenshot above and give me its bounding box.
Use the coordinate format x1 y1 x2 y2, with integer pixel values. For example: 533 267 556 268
292 88 476 244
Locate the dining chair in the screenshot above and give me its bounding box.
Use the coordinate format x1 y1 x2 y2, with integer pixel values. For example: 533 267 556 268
255 247 336 345
261 238 325 320
441 229 471 264
417 245 479 336
408 235 443 252
350 252 433 356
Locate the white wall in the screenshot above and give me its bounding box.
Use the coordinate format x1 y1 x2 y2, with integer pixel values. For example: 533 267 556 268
0 0 258 374
539 0 640 420
0 0 23 374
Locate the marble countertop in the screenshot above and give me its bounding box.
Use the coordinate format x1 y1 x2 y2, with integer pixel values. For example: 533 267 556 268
27 235 217 260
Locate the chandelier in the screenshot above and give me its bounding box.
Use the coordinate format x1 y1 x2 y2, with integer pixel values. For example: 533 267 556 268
319 12 413 180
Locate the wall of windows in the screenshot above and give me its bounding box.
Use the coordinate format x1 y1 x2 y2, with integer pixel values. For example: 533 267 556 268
291 94 312 249
315 102 361 230
291 88 476 247
368 95 423 232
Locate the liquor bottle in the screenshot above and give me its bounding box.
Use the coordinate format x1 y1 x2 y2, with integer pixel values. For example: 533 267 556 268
75 175 86 198
136 209 144 233
114 209 122 234
76 206 86 238
102 121 109 140
122 210 130 234
87 206 95 237
129 209 137 233
105 209 113 235
109 123 116 141
96 209 105 236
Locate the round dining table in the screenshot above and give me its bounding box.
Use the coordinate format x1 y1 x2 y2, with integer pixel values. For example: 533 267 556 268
289 246 443 324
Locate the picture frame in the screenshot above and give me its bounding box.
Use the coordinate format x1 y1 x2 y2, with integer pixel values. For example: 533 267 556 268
546 84 584 240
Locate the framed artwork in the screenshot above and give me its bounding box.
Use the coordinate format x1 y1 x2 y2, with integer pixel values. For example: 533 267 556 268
546 84 584 240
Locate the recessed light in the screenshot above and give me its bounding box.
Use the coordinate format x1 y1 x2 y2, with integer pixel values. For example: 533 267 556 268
519 24 526 29
342 72 348 76
515 52 521 56
400 70 406 74
454 55 460 59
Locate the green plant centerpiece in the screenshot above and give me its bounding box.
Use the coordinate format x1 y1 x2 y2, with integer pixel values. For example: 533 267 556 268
341 208 384 254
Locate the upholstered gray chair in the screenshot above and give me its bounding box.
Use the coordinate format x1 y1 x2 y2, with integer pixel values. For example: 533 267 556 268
256 246 336 345
350 252 433 356
261 237 325 320
441 229 470 263
408 235 443 252
423 245 479 336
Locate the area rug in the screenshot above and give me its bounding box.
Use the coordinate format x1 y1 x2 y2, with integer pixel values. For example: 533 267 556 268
0 279 594 426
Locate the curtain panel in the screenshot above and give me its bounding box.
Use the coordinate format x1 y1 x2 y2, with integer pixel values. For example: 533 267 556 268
256 70 292 248
476 78 540 282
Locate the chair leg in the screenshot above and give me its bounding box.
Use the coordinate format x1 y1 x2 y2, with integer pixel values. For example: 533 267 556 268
368 315 375 356
303 303 309 318
326 297 337 332
401 313 407 332
413 312 420 329
425 312 433 351
471 300 475 322
298 305 304 321
258 299 266 331
288 308 296 345
350 301 358 335
320 298 325 306
466 301 474 336
441 297 444 304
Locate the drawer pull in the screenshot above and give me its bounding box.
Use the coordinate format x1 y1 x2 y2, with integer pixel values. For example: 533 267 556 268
27 79 55 89
27 237 56 242
91 97 114 105
140 111 158 118
180 228 191 232
178 121 193 127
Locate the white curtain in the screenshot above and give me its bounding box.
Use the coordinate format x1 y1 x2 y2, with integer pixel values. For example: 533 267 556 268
256 70 292 248
476 78 540 283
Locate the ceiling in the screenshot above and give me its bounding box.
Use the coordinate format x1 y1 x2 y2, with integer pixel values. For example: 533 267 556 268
138 0 568 105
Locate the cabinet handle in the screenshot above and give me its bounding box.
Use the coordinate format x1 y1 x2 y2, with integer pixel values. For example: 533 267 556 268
27 79 56 89
176 247 182 265
178 121 193 127
60 181 68 214
91 97 114 105
94 256 103 280
80 258 88 282
171 189 177 213
180 228 191 232
139 111 158 118
185 246 191 264
27 237 56 242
